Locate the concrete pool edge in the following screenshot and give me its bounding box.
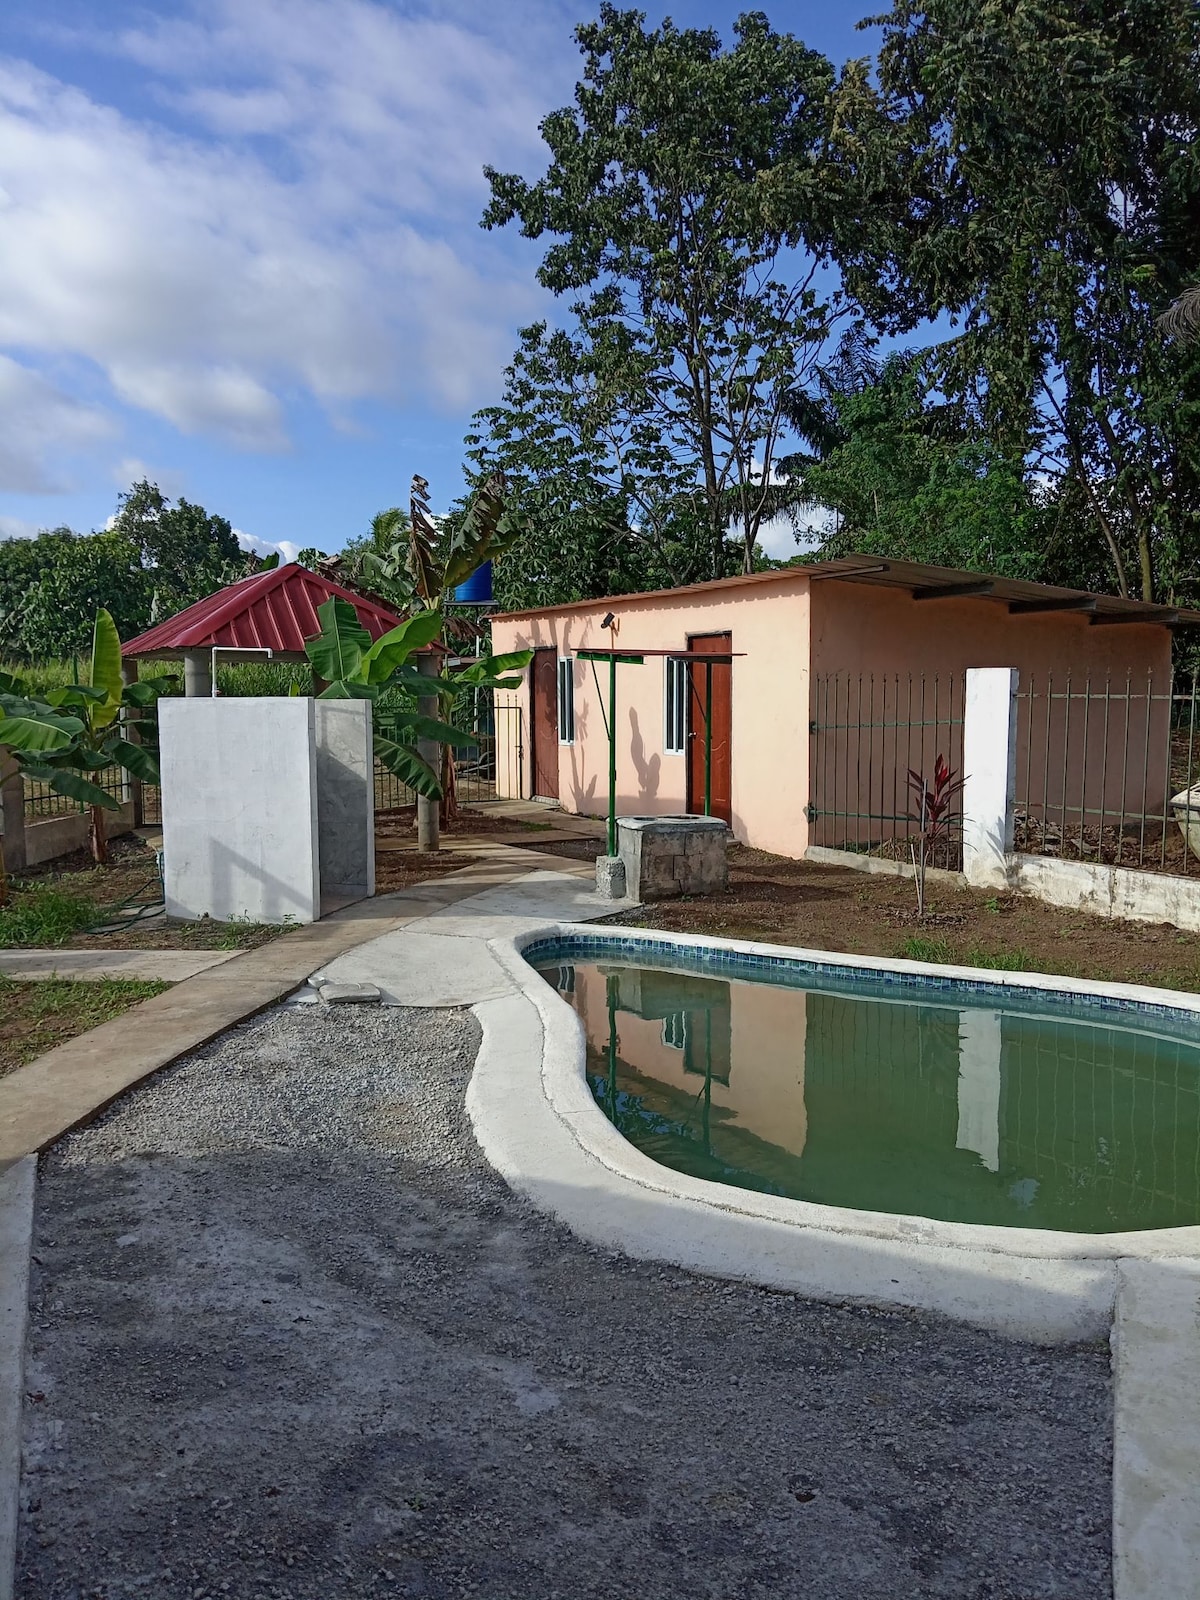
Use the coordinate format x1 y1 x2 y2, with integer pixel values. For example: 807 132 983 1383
466 922 1200 1342
467 920 1200 1596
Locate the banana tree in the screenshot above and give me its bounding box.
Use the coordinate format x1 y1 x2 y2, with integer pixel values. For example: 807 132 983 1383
0 611 169 870
303 596 529 807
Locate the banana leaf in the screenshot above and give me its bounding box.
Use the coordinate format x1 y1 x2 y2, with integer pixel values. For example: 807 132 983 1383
305 596 372 682
373 734 441 797
376 712 474 747
22 764 121 809
361 609 444 685
90 608 125 729
0 711 82 752
106 737 160 784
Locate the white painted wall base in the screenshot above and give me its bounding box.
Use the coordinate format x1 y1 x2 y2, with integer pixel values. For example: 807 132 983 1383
804 844 967 890
24 804 136 867
1012 853 1200 933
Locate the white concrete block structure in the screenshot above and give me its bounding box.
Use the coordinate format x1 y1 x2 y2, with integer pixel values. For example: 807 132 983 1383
159 697 373 924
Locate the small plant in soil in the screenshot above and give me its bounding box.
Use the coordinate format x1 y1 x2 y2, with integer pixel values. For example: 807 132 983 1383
907 754 967 920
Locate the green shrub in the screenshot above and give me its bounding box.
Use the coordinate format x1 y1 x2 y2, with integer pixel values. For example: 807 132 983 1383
215 660 312 696
0 886 99 947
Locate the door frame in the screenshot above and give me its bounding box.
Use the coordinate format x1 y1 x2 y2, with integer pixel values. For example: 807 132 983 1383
529 647 560 800
685 631 733 823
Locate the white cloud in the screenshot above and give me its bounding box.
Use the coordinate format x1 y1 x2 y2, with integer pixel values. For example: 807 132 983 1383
0 0 558 464
111 457 187 498
0 514 42 540
236 528 301 564
0 354 115 492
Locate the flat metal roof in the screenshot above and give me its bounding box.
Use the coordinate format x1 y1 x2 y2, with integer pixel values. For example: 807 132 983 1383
493 555 1200 629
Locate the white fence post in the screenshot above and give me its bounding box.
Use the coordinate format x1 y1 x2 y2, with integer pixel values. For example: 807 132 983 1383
963 667 1018 889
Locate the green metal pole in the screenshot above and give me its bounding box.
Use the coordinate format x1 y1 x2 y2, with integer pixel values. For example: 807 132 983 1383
606 974 619 1118
608 653 618 856
704 659 714 818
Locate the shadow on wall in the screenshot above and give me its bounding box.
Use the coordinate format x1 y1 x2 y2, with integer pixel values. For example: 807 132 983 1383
629 709 661 803
169 837 317 924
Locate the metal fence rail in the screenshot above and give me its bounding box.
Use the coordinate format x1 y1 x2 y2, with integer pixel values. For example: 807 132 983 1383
1015 671 1200 877
23 765 126 821
807 673 966 867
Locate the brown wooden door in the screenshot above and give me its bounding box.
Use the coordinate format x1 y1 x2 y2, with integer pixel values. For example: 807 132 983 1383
687 632 732 823
530 648 560 799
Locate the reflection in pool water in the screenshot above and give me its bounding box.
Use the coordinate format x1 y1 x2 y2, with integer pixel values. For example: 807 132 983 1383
535 957 1200 1233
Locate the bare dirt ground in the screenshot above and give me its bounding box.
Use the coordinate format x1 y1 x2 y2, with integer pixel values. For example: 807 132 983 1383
532 836 1200 992
20 1004 1111 1600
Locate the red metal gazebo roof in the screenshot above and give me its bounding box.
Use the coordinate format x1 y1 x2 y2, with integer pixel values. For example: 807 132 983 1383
122 564 406 658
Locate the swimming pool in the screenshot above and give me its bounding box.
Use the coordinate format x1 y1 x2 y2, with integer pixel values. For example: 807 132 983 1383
531 942 1200 1234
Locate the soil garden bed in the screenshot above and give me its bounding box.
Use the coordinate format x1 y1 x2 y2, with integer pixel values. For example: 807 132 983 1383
3 838 292 952
532 836 1200 993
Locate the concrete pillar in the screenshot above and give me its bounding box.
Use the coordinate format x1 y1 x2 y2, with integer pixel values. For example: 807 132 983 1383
0 748 27 875
962 667 1019 889
183 650 212 698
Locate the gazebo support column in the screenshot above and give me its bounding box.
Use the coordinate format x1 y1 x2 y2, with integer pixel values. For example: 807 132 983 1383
183 650 212 698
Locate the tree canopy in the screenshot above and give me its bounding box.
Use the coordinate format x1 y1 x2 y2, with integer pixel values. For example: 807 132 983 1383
468 1 1200 610
0 481 257 662
477 5 846 580
819 0 1200 604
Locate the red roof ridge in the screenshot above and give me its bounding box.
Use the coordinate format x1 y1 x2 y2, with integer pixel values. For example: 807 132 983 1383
122 563 407 657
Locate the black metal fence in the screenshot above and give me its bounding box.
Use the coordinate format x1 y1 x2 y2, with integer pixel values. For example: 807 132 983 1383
23 765 127 821
1014 672 1200 877
807 673 966 867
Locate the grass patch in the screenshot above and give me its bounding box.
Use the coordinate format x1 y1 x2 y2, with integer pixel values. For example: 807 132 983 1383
897 935 955 964
897 935 1037 972
0 886 99 947
0 973 170 1077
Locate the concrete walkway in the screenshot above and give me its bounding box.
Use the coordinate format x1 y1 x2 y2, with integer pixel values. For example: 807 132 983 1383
0 949 238 983
0 846 609 1168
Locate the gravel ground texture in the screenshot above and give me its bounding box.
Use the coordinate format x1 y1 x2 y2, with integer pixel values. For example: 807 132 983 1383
20 1005 1113 1600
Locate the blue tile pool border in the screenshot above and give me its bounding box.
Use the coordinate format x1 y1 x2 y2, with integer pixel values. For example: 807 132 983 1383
520 931 1200 1037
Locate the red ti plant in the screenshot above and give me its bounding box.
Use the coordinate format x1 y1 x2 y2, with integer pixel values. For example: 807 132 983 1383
907 754 967 919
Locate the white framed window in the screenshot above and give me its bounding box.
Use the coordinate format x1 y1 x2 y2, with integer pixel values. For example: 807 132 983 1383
662 1012 688 1050
664 657 687 754
557 657 575 743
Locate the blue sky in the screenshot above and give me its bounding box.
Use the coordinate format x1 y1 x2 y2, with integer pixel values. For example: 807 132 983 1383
0 1 882 561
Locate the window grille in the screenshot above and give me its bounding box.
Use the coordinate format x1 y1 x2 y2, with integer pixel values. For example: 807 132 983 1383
664 657 687 754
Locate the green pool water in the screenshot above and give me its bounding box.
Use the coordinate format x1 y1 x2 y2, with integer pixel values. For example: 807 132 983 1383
535 956 1200 1233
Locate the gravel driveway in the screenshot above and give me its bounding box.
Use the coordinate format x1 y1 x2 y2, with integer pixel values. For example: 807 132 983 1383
19 1005 1112 1599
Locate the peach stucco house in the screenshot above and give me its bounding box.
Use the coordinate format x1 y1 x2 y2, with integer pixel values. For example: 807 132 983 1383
489 555 1192 858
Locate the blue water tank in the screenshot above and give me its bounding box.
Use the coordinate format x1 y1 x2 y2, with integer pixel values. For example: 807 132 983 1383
453 561 493 604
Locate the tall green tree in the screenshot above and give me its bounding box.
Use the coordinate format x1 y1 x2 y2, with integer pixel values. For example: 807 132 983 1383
112 479 243 621
821 0 1200 604
0 483 256 661
480 5 846 578
783 335 1057 576
13 530 151 662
